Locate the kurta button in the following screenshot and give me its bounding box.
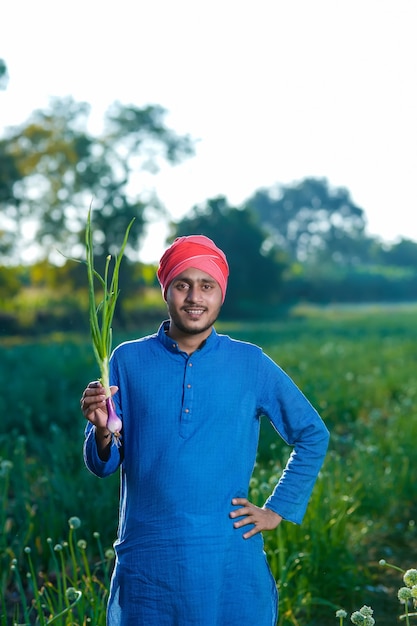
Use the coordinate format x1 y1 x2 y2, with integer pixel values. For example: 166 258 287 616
188 362 193 367
185 408 190 413
187 384 191 388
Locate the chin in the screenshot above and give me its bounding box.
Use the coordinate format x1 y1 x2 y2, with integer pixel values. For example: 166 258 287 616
175 314 219 336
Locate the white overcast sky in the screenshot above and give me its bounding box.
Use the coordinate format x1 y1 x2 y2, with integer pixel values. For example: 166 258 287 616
1 0 416 262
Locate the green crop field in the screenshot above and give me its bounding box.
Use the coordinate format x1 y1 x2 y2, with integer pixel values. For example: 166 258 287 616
1 304 417 625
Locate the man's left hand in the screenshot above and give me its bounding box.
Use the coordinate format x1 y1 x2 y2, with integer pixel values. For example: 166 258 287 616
229 498 283 539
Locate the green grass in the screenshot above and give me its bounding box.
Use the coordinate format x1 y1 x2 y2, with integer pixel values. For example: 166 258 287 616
1 305 417 624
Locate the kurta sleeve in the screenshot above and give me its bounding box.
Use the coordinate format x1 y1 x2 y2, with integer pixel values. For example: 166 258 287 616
258 352 330 524
83 422 122 477
83 346 124 478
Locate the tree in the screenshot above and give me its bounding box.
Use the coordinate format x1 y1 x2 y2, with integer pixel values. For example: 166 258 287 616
169 196 288 319
0 97 194 266
247 177 368 264
0 151 22 258
0 59 8 90
376 238 417 268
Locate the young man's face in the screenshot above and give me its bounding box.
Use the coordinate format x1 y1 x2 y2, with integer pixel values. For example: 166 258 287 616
166 267 223 339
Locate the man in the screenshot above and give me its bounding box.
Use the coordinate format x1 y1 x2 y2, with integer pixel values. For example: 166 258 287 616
81 234 329 626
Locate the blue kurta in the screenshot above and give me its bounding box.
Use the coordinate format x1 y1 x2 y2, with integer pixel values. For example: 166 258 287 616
84 322 329 626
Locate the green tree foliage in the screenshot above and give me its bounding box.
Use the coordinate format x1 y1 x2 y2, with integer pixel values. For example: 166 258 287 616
247 177 368 264
0 152 22 258
170 196 288 319
0 265 21 299
0 97 194 266
0 58 8 90
376 237 417 267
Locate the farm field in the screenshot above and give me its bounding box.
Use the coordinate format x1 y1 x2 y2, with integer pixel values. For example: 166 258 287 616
1 303 417 625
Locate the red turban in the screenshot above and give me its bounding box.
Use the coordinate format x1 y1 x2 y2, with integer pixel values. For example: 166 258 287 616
157 235 229 303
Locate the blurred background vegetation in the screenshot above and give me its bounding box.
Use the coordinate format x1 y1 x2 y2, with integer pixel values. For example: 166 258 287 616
1 55 417 335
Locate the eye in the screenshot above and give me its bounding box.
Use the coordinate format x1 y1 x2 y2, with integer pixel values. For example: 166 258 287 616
175 281 189 290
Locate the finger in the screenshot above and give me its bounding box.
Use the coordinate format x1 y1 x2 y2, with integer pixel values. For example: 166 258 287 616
233 516 254 529
81 388 105 402
81 392 106 416
242 526 261 540
88 398 106 414
229 506 251 519
231 497 249 506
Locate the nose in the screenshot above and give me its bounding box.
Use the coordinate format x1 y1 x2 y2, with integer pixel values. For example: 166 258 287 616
185 286 202 302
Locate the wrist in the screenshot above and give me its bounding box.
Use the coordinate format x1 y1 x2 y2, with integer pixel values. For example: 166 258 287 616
95 426 111 441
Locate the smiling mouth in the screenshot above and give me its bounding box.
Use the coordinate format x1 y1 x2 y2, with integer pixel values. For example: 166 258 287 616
183 307 206 317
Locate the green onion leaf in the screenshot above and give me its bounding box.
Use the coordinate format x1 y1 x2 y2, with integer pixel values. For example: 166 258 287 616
85 206 134 399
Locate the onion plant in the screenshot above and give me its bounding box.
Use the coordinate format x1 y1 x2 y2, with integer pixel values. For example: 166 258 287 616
85 206 134 439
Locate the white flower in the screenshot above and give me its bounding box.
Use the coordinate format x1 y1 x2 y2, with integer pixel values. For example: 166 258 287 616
398 586 413 603
404 569 417 588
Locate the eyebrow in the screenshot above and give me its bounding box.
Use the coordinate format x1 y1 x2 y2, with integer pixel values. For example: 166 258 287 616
173 276 217 285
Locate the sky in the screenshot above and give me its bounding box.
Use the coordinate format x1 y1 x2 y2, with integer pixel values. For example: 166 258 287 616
1 0 416 262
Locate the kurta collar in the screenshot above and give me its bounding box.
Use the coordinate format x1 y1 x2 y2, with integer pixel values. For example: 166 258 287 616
157 320 219 355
